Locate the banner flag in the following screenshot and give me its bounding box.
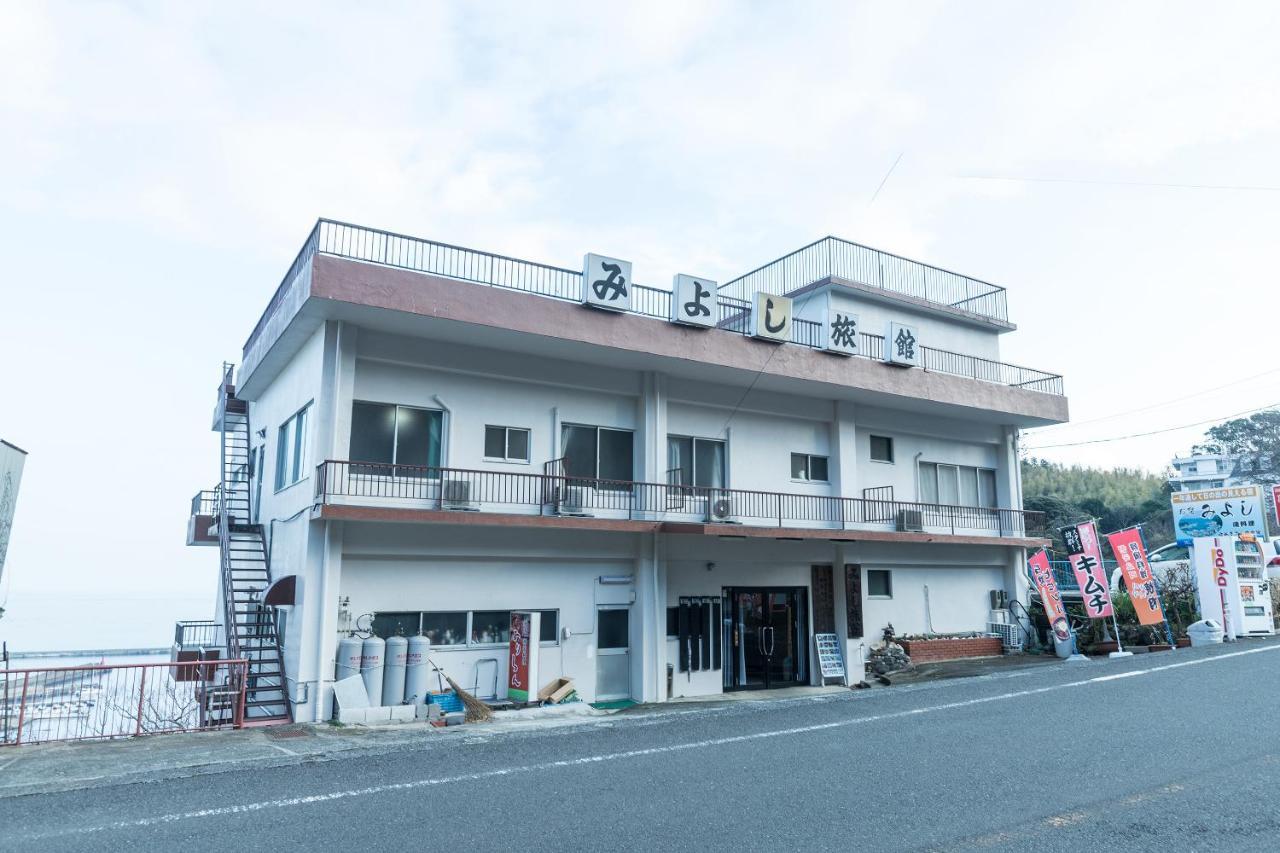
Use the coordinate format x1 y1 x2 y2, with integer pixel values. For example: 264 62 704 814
1104 527 1166 626
1060 520 1114 619
1028 549 1071 643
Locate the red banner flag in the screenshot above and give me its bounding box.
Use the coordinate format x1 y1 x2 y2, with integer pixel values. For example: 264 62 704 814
1104 527 1166 626
1061 520 1114 619
1028 549 1071 642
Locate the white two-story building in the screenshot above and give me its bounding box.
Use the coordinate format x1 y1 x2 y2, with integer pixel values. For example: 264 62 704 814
184 220 1068 722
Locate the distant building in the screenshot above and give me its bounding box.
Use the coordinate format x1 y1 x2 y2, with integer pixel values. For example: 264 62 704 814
1168 452 1241 493
182 219 1069 722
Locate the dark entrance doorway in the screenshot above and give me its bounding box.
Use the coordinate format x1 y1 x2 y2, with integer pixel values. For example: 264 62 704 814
723 587 809 690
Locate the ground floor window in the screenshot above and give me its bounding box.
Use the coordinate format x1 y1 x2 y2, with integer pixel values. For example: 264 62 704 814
372 609 558 645
867 569 893 599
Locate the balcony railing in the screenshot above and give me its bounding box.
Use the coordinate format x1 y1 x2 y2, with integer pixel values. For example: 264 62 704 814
174 620 223 649
190 488 219 516
315 460 1045 540
244 220 1064 396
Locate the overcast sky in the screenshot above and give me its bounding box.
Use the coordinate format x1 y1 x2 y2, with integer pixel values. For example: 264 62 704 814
2 2 1278 649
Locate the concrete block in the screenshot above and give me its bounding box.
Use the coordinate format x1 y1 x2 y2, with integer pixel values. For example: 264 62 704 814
389 705 416 723
337 708 370 725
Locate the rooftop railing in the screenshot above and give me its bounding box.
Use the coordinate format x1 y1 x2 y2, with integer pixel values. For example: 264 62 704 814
243 220 1062 396
315 460 1046 540
718 235 1011 324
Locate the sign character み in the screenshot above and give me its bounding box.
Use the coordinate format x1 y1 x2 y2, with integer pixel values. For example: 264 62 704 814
591 262 628 301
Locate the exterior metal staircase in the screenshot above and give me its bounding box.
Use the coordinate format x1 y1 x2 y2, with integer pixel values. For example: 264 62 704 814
216 364 291 724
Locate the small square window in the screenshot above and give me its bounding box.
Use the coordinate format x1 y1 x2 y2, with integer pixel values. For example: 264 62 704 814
867 569 893 598
791 453 829 482
870 435 894 463
484 426 531 463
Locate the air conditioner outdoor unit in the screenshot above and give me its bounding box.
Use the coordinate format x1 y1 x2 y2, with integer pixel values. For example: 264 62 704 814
440 479 479 511
895 509 924 532
558 485 594 517
708 497 736 523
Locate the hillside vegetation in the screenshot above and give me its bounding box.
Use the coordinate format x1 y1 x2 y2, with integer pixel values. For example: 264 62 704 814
1021 458 1174 552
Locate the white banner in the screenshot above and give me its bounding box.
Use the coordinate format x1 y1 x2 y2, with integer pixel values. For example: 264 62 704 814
1192 536 1244 638
0 440 27 587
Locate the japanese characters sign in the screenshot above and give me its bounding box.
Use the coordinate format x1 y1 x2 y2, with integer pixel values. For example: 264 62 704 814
1104 528 1166 626
1061 520 1113 619
1028 549 1071 642
671 274 717 328
1272 484 1280 531
884 321 920 367
753 292 792 342
1170 484 1265 542
825 310 860 356
506 611 541 703
582 253 632 312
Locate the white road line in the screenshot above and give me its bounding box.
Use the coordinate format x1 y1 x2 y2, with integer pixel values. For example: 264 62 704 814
265 743 299 757
18 643 1280 843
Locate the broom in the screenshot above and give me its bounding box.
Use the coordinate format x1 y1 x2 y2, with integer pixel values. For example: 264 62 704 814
427 659 493 723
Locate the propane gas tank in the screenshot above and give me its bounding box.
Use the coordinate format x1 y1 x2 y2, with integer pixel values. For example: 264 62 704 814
336 635 362 682
360 634 386 705
404 634 432 704
382 635 409 706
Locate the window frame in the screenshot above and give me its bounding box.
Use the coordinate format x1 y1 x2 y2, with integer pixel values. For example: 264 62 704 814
274 402 312 492
386 609 561 649
560 423 635 488
484 425 532 464
869 435 894 464
667 434 728 491
349 401 445 476
867 569 893 599
790 452 830 484
918 461 999 508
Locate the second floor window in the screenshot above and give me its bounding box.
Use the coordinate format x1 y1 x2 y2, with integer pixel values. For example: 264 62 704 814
275 404 311 490
667 436 726 490
561 424 633 487
919 462 997 508
791 453 829 483
484 426 531 463
350 402 443 474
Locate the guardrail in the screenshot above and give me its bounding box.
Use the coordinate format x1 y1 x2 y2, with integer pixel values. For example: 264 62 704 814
174 620 223 649
316 460 1045 539
719 235 1010 324
190 488 219 516
242 220 1063 396
1 659 248 746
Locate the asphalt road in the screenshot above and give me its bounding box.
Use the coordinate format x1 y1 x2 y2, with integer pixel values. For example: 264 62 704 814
3 640 1279 852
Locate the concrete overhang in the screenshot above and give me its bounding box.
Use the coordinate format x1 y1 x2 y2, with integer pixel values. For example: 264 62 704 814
239 254 1069 427
314 504 1048 549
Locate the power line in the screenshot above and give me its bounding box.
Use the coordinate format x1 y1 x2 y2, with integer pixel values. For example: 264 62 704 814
1025 366 1280 432
1022 401 1280 451
960 175 1280 192
869 152 904 205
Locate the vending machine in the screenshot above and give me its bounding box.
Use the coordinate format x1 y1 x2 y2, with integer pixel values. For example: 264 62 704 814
1192 535 1275 637
1234 536 1274 635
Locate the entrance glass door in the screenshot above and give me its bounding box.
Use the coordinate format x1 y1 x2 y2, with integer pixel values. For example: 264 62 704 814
723 587 809 690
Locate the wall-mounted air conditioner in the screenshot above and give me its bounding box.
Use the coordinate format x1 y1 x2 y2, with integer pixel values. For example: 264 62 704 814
895 509 924 532
441 479 479 511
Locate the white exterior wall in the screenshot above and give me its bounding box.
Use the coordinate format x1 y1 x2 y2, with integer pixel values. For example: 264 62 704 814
794 287 1003 361
236 318 1035 711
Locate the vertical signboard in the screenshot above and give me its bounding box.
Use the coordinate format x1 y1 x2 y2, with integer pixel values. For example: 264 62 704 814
1061 521 1113 619
506 611 541 703
0 440 27 589
1028 550 1070 643
1104 528 1166 626
753 292 792 341
671 274 717 327
1272 484 1280 532
884 321 921 367
1192 536 1244 638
